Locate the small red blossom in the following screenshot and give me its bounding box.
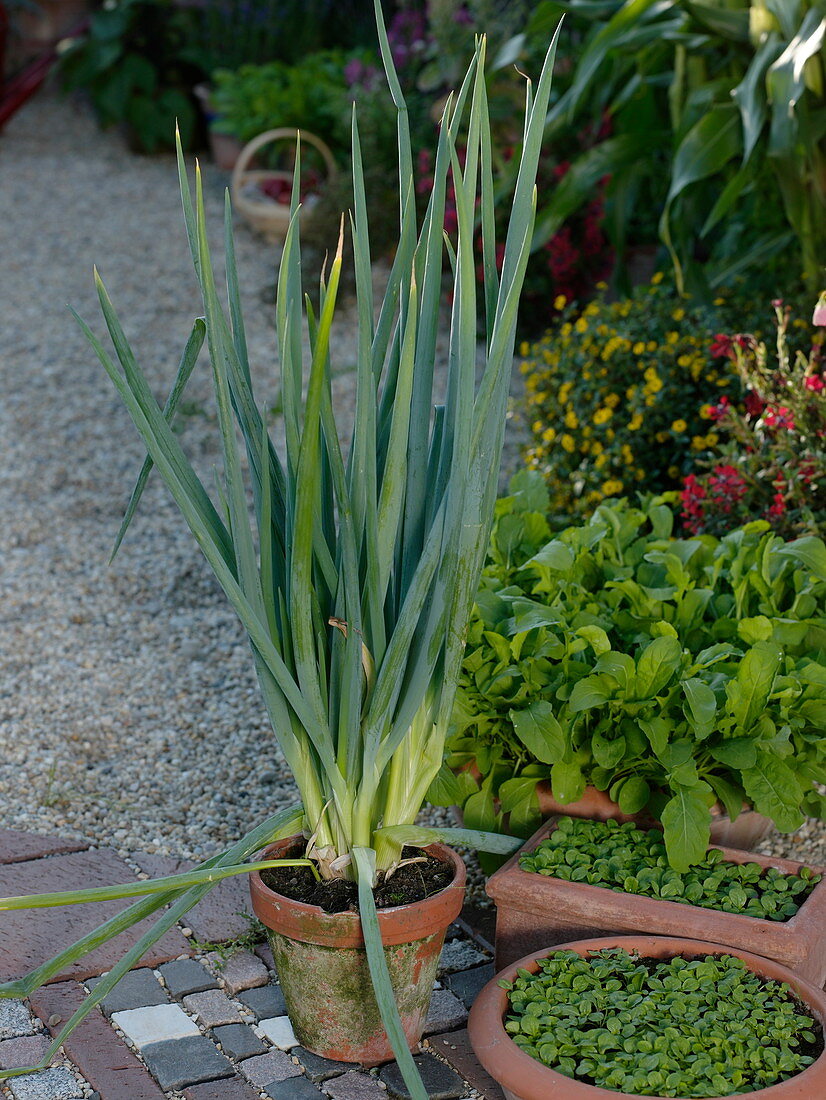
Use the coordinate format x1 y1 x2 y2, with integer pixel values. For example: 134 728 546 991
709 395 730 421
767 491 787 518
744 389 764 418
804 373 825 393
762 405 795 431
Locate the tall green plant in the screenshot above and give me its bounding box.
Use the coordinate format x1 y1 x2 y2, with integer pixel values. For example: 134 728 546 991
532 0 826 295
1 6 560 1094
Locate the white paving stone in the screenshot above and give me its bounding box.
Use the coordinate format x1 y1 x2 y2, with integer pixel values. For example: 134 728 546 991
0 1000 35 1041
6 1065 83 1100
111 1003 200 1048
258 1015 299 1049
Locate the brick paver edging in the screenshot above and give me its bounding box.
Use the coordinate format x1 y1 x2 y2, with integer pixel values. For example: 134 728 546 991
0 829 504 1100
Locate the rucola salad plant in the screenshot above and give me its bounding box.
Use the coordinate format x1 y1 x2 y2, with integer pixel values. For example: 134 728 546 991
0 5 559 1095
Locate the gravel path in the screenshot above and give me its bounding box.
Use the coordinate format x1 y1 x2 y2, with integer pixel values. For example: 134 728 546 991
1 90 824 876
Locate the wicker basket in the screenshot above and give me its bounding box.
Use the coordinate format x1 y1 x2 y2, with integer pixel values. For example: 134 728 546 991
230 128 337 243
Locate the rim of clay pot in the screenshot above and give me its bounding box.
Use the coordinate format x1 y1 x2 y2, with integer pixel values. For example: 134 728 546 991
468 935 826 1100
249 835 466 948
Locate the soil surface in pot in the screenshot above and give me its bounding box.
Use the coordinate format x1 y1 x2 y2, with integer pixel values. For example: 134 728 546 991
503 947 824 1096
261 847 454 914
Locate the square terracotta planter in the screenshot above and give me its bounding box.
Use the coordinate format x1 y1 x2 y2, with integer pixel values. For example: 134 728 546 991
487 817 826 985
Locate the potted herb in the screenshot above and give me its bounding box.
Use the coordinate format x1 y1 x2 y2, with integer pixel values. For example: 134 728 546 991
435 480 826 865
486 816 826 984
468 935 826 1099
0 6 560 1096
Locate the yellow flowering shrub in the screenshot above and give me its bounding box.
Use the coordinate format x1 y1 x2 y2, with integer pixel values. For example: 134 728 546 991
520 278 748 517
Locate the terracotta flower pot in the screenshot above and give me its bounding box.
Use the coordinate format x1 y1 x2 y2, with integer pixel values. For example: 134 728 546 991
468 934 826 1100
249 836 465 1066
486 817 826 983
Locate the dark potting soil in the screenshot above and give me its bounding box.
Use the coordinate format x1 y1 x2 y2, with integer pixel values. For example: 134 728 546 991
261 847 455 914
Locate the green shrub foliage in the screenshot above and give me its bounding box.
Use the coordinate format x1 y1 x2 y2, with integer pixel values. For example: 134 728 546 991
435 481 826 869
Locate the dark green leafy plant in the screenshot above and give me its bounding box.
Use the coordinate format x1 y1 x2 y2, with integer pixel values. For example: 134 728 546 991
520 817 821 920
435 482 826 868
531 0 826 296
502 947 821 1097
210 51 366 150
58 0 208 153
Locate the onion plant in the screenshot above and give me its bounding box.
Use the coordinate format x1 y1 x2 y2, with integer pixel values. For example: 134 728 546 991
0 5 559 1094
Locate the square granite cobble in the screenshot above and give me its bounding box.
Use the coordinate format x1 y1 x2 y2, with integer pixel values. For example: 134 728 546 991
85 968 168 1016
380 1053 467 1099
236 984 286 1020
211 1023 267 1061
159 959 218 999
0 1000 35 1039
182 989 244 1028
438 940 489 975
140 1035 234 1091
5 1065 83 1100
238 1050 303 1088
267 1077 326 1099
445 964 495 1010
293 1047 349 1083
212 949 270 995
111 1003 200 1048
0 1033 50 1070
258 1015 298 1049
323 1070 387 1099
423 989 467 1035
182 1076 263 1100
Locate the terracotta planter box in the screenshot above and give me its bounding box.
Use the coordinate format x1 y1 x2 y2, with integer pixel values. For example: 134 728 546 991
457 763 774 851
486 817 826 984
468 934 826 1100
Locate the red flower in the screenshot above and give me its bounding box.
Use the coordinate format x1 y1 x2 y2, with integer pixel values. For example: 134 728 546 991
804 374 825 393
744 389 764 418
709 395 730 421
709 334 732 359
763 405 795 430
768 491 787 518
